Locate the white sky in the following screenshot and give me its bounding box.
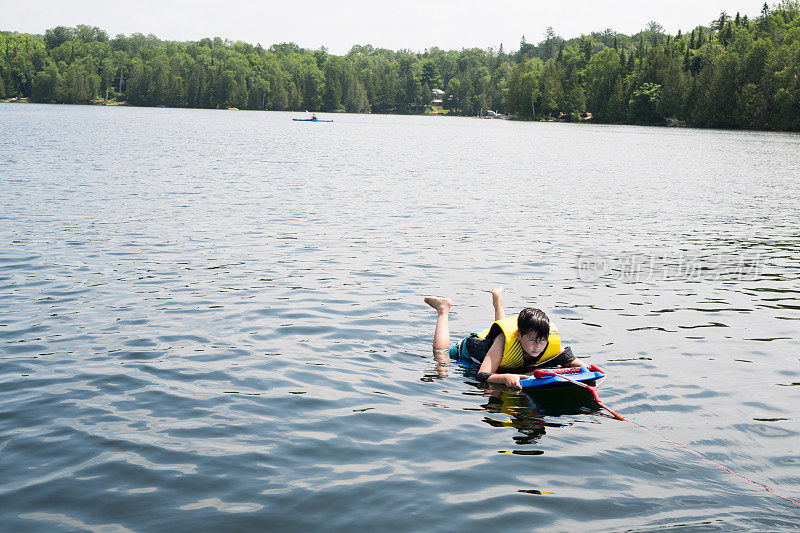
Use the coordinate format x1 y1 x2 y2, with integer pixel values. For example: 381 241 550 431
2 0 763 54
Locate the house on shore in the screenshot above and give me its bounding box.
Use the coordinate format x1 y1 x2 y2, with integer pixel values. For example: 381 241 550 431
430 88 444 115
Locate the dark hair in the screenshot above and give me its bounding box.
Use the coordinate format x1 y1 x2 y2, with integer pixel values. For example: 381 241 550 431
517 308 550 340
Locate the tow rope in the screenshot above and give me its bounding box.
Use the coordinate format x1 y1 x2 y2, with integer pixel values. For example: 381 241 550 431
533 368 800 508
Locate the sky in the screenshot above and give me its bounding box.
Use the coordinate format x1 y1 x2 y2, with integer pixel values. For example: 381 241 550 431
2 0 764 54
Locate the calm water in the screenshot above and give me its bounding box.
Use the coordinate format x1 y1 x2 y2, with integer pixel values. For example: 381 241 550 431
1 103 799 531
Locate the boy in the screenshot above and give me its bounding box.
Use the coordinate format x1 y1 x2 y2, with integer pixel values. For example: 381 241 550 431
424 288 583 389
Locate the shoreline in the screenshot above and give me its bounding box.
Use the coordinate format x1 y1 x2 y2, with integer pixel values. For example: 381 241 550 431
5 99 798 133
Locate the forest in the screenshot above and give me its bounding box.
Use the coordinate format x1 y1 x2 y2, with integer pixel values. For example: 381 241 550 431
1 2 799 130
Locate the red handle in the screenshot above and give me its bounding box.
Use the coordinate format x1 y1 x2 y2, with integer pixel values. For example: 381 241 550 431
587 364 605 374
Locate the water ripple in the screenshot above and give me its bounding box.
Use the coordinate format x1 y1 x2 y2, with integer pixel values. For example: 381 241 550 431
1 106 799 530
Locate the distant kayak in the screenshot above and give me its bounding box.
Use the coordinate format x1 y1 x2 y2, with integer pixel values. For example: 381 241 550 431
293 118 333 122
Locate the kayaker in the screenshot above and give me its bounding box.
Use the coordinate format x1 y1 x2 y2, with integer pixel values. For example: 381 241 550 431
311 114 317 120
424 288 583 389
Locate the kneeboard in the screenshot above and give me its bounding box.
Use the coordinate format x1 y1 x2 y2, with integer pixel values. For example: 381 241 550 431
519 366 605 390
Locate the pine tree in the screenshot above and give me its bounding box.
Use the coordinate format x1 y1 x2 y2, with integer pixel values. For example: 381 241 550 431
683 43 691 71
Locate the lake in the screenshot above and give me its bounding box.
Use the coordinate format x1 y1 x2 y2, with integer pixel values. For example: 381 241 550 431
1 103 799 531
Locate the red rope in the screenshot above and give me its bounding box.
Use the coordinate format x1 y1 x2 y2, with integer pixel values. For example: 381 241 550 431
537 369 800 507
621 414 800 508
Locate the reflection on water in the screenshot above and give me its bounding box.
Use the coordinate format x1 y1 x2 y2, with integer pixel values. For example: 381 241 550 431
479 388 598 445
1 104 799 530
430 361 608 449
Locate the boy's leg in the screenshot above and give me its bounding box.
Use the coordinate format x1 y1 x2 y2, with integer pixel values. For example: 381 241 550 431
424 297 452 352
492 287 506 321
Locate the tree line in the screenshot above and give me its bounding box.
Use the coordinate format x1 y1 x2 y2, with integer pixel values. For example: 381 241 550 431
1 2 799 130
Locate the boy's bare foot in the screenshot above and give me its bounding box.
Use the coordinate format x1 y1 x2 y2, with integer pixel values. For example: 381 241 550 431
424 297 452 314
491 287 506 321
491 287 504 302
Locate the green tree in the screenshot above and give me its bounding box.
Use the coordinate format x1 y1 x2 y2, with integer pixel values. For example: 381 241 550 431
542 27 558 59
503 57 542 117
585 48 623 121
646 21 665 45
712 12 732 31
271 76 289 110
74 25 109 43
628 82 661 123
736 82 768 127
656 61 689 120
44 26 74 49
31 63 62 102
537 59 564 116
345 78 369 112
578 35 593 64
695 51 739 127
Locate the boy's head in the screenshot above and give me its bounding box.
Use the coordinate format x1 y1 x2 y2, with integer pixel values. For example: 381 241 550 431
517 308 550 342
516 308 550 357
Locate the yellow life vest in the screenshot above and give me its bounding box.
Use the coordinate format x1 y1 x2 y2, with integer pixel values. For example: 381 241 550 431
475 315 561 369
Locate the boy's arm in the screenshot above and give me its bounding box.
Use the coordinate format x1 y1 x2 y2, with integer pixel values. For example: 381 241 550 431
477 335 528 389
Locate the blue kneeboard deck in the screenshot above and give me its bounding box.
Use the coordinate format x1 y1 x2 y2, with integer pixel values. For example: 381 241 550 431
519 367 605 390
